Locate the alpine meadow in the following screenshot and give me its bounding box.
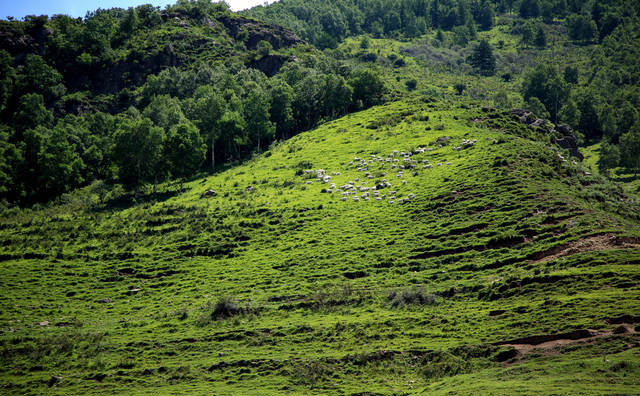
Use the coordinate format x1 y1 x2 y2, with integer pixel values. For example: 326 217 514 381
1 0 640 395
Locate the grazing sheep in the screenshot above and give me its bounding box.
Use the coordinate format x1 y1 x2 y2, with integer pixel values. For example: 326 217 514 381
402 180 407 185
437 163 442 166
445 162 452 165
389 200 395 204
341 197 347 201
306 181 313 184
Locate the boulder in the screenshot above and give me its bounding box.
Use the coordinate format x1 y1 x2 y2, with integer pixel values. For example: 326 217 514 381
202 190 217 198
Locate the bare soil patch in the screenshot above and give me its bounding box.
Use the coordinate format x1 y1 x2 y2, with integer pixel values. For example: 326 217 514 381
529 233 640 264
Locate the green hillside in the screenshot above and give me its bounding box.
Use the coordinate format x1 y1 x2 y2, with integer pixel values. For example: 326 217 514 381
2 98 640 395
2 0 640 394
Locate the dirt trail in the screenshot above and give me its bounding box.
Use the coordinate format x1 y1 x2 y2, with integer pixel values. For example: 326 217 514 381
530 233 640 264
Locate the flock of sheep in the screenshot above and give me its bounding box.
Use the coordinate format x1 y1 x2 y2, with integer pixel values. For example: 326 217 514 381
301 141 477 204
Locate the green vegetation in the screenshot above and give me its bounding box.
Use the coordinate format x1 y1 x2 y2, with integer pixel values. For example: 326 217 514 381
1 0 640 394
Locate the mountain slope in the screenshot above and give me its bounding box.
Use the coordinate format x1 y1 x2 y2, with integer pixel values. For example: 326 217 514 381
1 98 639 395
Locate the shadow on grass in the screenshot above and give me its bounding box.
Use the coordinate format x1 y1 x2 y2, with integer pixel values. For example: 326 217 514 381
94 189 181 212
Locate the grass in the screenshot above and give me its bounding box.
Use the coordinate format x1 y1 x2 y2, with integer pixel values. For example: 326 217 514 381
1 98 639 395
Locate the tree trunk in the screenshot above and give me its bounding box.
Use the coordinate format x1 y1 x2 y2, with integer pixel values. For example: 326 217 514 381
135 183 140 200
180 178 184 192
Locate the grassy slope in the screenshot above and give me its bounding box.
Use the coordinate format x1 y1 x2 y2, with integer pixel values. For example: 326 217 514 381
1 98 640 395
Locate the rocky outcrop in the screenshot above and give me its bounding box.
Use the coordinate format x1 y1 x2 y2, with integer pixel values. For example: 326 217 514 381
510 109 583 160
555 124 583 160
219 15 303 50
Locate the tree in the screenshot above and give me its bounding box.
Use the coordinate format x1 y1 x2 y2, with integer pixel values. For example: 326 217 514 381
453 25 470 46
120 7 139 35
244 84 275 151
0 50 15 113
563 66 579 84
190 86 226 170
15 54 64 102
113 118 164 199
349 69 384 109
469 40 496 76
577 93 602 141
360 36 370 49
164 122 205 191
475 2 494 31
12 93 54 132
620 123 640 177
143 95 186 132
525 97 550 119
567 14 598 42
598 142 620 176
322 74 353 118
0 128 23 202
559 99 580 127
521 64 569 122
534 25 547 47
520 20 536 47
519 0 540 18
37 125 84 200
454 83 466 95
217 111 247 163
269 80 294 140
405 79 417 91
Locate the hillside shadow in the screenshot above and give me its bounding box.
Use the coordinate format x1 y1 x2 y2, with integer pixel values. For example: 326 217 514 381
93 189 181 213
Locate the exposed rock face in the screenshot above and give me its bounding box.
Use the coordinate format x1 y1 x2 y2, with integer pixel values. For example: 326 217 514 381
219 16 303 50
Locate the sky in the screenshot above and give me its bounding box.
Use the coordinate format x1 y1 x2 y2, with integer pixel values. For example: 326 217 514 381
0 0 277 20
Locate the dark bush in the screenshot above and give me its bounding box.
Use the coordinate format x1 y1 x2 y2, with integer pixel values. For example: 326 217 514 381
388 286 437 308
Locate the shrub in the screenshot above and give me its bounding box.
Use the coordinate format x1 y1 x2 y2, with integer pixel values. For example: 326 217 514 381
388 286 437 308
197 296 249 325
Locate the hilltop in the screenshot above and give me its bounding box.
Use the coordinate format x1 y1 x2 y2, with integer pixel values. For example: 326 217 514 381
1 98 640 395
